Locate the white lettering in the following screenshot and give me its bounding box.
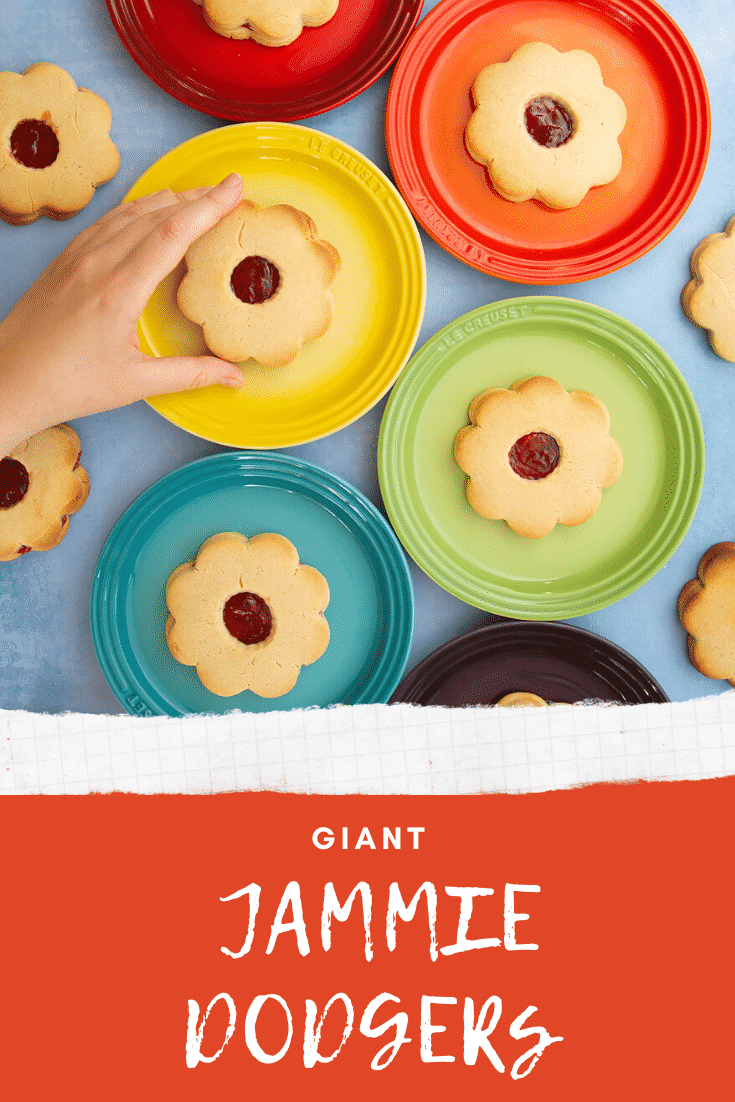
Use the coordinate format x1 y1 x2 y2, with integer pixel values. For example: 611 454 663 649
321 882 373 961
266 881 310 956
360 993 411 1070
244 995 293 1064
186 993 236 1068
440 887 500 955
303 994 354 1067
386 882 438 961
420 996 456 1062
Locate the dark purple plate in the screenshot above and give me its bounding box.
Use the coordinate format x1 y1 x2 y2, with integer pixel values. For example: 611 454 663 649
390 621 668 706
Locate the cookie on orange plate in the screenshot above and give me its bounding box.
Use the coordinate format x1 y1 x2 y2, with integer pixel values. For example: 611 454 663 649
465 41 626 209
0 425 90 561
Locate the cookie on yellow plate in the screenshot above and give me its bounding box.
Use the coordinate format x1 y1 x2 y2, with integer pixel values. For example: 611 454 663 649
177 200 340 367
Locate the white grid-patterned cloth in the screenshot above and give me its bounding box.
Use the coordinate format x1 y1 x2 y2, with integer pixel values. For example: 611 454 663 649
2 695 734 794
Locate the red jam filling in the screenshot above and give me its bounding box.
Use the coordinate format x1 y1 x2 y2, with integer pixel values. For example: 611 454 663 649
508 432 560 480
223 591 273 645
10 119 60 168
231 256 280 304
73 450 82 471
524 97 575 148
0 457 30 509
17 546 32 555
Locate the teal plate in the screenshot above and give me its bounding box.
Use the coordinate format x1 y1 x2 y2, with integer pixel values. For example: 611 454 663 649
91 453 414 716
378 297 704 620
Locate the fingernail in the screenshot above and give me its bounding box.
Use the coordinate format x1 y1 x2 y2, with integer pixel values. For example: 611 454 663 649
213 173 242 195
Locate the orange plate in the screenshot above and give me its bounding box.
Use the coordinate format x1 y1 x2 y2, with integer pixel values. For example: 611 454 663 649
386 0 710 284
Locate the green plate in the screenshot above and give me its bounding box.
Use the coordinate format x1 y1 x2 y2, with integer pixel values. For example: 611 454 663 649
378 297 704 620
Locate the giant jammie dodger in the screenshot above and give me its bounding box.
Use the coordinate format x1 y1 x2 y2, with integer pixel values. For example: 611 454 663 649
678 542 735 684
192 0 339 44
166 532 330 697
454 375 623 539
0 425 90 561
176 200 340 368
465 42 626 209
0 62 119 225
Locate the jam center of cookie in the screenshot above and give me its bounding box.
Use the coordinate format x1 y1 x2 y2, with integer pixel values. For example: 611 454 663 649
231 256 281 304
508 432 560 480
524 97 575 148
0 457 30 509
10 119 60 169
223 591 273 645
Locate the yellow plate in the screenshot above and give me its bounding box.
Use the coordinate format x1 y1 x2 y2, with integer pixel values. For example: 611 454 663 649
124 123 426 448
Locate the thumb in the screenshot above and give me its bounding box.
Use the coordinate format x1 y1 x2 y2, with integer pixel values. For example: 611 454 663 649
137 354 243 397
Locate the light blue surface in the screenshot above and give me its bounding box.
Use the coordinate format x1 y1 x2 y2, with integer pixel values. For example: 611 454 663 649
1 0 734 711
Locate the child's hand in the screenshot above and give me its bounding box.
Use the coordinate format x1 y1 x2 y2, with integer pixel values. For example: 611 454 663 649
0 173 245 455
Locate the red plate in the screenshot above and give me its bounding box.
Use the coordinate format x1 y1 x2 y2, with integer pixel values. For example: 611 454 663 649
386 0 710 284
106 0 423 121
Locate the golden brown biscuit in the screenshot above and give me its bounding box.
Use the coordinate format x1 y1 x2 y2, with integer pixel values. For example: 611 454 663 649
465 41 626 209
682 216 735 362
176 200 340 367
496 692 547 708
454 375 623 539
0 62 119 225
166 532 330 697
192 0 338 44
678 542 735 684
0 425 90 561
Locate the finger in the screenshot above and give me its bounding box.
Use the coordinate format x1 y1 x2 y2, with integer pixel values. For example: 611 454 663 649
61 189 175 259
118 173 244 316
130 353 243 399
65 185 214 260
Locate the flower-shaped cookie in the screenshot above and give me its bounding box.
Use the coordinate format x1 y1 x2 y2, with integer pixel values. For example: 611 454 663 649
682 216 735 362
192 0 339 44
166 532 330 697
496 692 547 708
678 543 735 684
0 425 90 561
0 62 119 225
465 41 626 209
454 376 623 539
177 200 340 367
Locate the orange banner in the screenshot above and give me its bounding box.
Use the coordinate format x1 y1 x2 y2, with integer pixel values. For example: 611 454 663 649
2 780 733 1098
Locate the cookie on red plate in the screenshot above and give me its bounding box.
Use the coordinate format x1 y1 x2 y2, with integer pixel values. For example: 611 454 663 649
192 0 339 45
